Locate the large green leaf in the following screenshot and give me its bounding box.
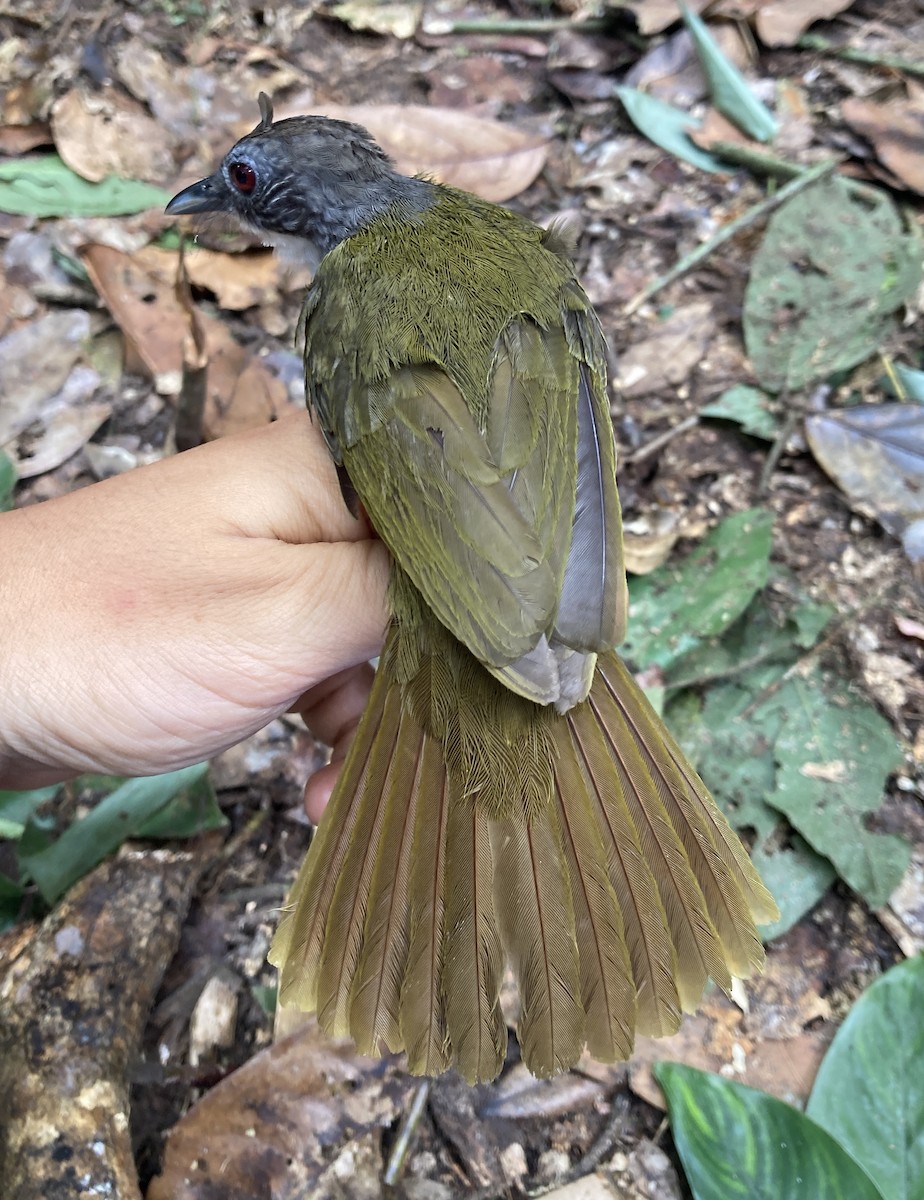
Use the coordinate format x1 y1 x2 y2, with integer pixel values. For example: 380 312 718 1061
622 508 774 672
0 155 171 217
19 764 215 904
744 176 922 393
666 584 905 932
768 673 908 908
808 955 924 1200
657 1062 886 1200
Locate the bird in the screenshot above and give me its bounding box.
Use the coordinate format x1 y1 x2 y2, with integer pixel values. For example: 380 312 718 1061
166 94 778 1083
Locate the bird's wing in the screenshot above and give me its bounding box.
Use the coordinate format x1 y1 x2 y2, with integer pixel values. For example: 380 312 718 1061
304 280 626 674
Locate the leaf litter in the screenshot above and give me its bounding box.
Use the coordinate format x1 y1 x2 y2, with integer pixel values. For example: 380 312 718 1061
0 0 922 1196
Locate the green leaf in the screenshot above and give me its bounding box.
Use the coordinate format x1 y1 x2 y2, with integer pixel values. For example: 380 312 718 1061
0 155 171 218
0 871 26 932
137 770 227 838
616 87 729 173
744 176 922 393
701 385 779 441
680 3 777 142
894 362 924 402
622 509 774 672
768 672 908 908
19 764 210 904
657 1062 886 1200
807 955 924 1200
0 449 16 511
663 587 906 937
0 786 60 840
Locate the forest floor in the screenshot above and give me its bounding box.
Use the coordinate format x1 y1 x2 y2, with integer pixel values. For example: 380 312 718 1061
0 0 922 1196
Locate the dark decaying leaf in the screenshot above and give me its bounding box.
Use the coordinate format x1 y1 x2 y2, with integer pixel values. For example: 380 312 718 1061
806 404 924 561
744 176 922 393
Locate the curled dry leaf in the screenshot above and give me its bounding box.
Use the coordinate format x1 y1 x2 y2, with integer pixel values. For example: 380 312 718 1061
148 1021 415 1200
276 103 549 204
50 88 174 185
136 244 292 311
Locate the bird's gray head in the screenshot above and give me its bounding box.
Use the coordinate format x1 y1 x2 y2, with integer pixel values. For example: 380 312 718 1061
166 94 428 265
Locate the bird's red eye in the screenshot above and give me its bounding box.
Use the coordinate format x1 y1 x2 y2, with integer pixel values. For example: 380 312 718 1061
229 161 256 193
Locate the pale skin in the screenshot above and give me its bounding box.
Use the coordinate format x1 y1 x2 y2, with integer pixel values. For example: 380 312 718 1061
0 412 389 821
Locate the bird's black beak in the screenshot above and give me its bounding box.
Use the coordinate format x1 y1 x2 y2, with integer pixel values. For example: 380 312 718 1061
165 173 226 216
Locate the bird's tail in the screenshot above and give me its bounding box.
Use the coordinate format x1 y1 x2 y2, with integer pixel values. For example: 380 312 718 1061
270 638 778 1083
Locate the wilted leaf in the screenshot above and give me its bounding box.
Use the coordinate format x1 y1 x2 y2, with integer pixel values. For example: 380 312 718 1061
681 3 777 142
330 0 421 38
701 384 779 440
19 765 212 905
298 104 548 203
656 1063 886 1200
149 1021 415 1200
617 301 716 396
0 155 170 217
723 0 858 48
0 310 91 446
622 508 774 672
613 0 709 36
616 86 730 172
805 404 924 546
808 955 924 1200
744 176 922 393
51 87 174 185
11 366 109 479
842 89 924 196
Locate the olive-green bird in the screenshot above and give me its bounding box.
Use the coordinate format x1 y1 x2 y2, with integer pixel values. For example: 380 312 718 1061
167 95 777 1083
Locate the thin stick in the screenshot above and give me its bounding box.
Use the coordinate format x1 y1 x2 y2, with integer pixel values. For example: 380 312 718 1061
622 158 838 316
422 15 606 34
622 413 699 464
383 1080 431 1187
797 33 924 78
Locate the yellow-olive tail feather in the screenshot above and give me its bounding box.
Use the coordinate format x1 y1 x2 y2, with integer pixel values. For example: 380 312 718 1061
270 643 778 1083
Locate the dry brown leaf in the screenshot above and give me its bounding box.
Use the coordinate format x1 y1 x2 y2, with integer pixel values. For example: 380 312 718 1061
616 0 709 36
50 87 174 185
0 122 51 154
274 102 549 204
622 510 683 575
615 302 715 397
199 311 292 438
842 89 924 195
80 243 187 392
0 309 91 446
330 0 421 38
136 244 289 311
712 0 854 46
149 1021 414 1200
12 368 110 479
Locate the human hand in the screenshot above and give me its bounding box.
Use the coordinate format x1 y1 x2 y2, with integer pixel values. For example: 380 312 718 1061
0 413 389 796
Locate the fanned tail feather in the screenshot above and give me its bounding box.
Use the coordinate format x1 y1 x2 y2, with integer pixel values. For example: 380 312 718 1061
271 641 777 1082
